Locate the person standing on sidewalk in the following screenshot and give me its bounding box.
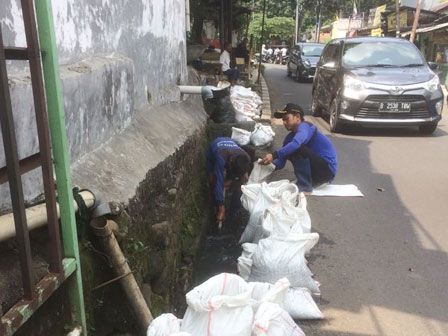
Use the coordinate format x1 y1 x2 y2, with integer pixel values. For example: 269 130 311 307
260 103 338 192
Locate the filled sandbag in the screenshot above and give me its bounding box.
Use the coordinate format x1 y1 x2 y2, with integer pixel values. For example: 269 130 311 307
250 123 275 147
240 233 321 294
239 181 298 244
262 191 311 238
252 302 306 336
250 282 324 320
181 273 253 336
146 313 191 336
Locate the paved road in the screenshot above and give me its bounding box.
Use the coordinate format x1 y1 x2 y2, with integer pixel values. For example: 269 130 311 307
263 63 448 336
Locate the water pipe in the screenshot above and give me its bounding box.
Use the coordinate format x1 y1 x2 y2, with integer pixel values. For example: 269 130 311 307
90 217 153 330
0 189 110 242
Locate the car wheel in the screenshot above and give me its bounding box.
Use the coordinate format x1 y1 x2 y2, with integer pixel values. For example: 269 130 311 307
419 123 438 134
329 99 344 133
287 63 292 77
311 94 322 117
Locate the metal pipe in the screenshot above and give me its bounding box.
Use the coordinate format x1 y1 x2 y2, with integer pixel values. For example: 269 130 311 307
295 2 299 44
257 0 267 86
35 0 88 331
0 27 34 300
185 0 191 33
410 0 423 43
0 190 95 243
90 217 153 330
21 0 63 274
395 0 400 37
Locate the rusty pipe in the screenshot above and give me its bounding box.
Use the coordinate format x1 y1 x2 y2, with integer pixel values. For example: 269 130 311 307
90 217 153 330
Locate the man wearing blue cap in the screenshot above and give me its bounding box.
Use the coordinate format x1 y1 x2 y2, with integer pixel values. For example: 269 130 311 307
260 103 338 192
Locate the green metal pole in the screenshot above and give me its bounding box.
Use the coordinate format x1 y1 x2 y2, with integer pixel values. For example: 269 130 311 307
34 0 87 333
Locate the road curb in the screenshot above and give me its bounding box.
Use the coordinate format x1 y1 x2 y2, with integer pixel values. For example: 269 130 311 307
259 74 272 124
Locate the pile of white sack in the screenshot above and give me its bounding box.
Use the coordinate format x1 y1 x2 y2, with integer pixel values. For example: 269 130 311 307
147 273 312 336
230 85 263 122
147 161 324 336
238 161 324 318
231 124 275 147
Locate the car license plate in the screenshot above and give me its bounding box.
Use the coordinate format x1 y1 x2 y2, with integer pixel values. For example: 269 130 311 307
378 102 411 113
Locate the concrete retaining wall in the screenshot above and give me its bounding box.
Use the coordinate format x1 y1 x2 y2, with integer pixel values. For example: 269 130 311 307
0 0 188 210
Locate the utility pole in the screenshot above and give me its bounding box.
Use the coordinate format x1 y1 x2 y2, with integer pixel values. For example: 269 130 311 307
395 0 400 37
295 1 299 44
315 0 322 43
257 0 267 85
410 0 423 43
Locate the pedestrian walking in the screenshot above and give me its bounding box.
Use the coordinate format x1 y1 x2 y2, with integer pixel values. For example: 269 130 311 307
260 103 338 192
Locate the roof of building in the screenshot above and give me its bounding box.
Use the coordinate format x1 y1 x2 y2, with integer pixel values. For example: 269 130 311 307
431 2 448 12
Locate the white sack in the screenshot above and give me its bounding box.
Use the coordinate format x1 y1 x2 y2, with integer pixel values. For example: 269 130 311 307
248 278 290 312
262 191 311 238
283 287 324 320
246 234 321 294
230 85 263 122
240 181 298 244
238 243 257 280
250 124 275 147
248 159 276 184
250 282 323 320
252 302 306 336
231 127 251 146
181 273 253 336
147 314 191 336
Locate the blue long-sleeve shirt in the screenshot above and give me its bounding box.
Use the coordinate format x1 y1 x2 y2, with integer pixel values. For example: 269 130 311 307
206 137 248 205
274 123 338 175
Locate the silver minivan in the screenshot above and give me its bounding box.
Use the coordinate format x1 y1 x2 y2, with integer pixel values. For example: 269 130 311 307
312 37 443 134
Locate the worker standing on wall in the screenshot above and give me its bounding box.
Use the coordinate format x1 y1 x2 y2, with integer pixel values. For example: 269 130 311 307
206 137 251 227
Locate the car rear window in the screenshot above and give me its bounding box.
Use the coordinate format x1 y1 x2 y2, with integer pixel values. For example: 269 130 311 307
342 41 425 67
301 45 324 57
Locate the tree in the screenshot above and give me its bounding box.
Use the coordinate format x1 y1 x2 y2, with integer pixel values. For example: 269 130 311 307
249 13 296 46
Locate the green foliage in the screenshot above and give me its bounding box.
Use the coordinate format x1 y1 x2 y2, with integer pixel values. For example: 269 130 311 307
265 0 296 18
249 13 296 46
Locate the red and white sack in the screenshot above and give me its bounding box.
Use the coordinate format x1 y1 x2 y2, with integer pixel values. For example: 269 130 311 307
244 233 321 294
283 287 324 320
181 273 253 336
250 282 323 320
240 181 298 244
252 302 306 336
262 191 311 238
248 278 290 312
146 313 191 336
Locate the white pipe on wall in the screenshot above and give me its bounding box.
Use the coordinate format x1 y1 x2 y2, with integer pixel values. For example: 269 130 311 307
179 85 203 94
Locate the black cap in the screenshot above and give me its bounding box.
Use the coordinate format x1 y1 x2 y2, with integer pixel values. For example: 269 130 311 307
229 153 250 180
274 103 304 119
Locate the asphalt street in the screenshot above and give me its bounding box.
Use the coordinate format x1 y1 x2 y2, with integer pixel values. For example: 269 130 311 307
263 63 448 336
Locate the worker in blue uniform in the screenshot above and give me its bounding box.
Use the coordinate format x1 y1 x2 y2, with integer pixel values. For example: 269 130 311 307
206 137 251 224
260 103 338 192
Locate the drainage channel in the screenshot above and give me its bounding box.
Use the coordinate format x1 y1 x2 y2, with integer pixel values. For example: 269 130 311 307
194 192 249 286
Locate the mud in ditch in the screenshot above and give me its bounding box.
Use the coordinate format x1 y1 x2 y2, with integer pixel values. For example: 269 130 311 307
194 189 249 286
